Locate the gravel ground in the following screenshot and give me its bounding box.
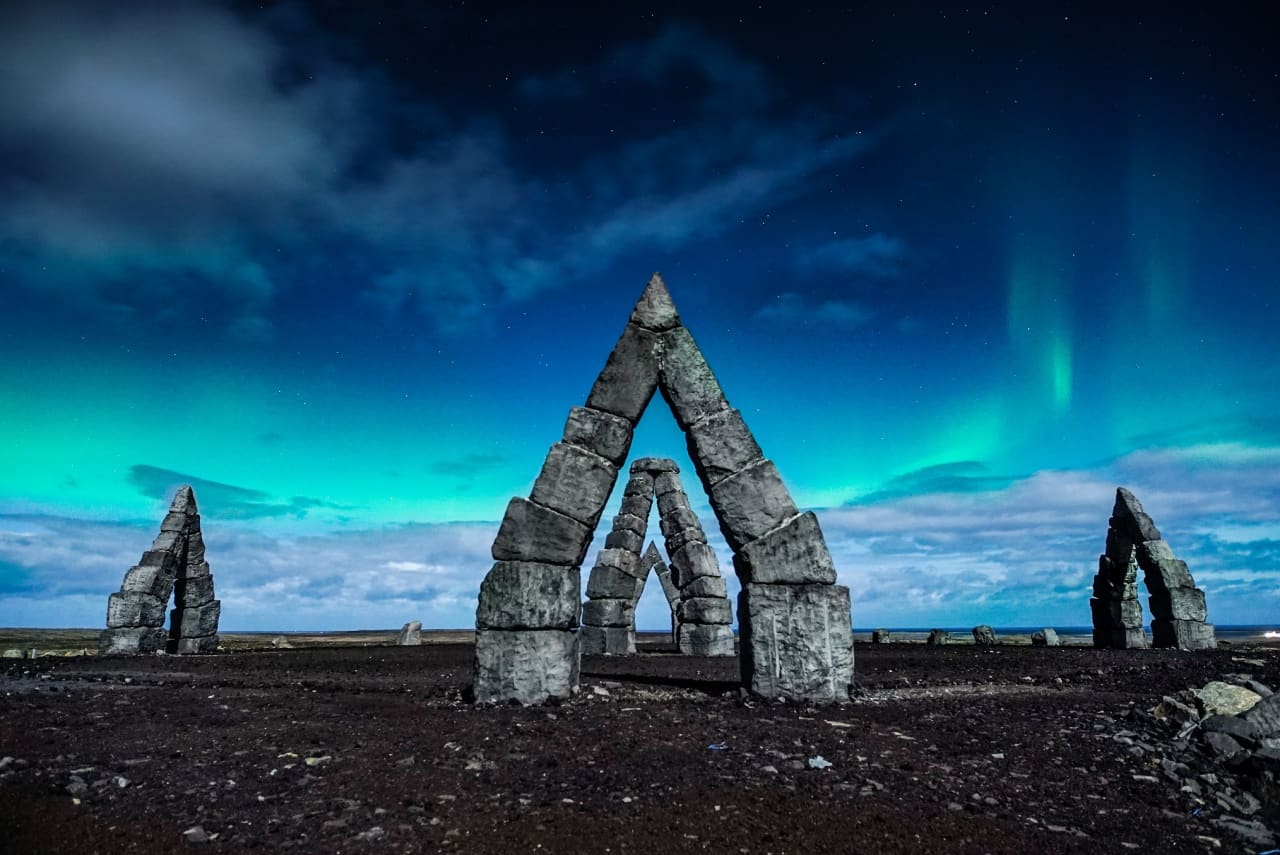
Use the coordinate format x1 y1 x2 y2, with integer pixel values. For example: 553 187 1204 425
3 640 1279 854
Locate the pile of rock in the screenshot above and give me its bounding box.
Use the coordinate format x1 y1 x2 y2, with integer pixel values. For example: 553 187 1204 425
100 486 220 655
1091 488 1215 650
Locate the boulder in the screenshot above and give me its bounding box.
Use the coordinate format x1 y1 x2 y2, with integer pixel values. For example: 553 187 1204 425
585 563 644 600
657 326 729 429
476 562 581 629
870 629 891 644
1151 618 1216 651
681 574 727 599
926 629 950 646
619 492 653 520
396 621 423 646
186 530 206 564
529 442 618 527
120 565 175 600
1201 714 1260 747
972 625 998 646
176 575 216 609
630 457 678 474
579 624 635 656
1112 488 1162 542
670 542 721 587
585 323 660 424
561 406 633 466
664 526 707 555
1202 731 1246 762
1148 587 1207 622
1136 540 1196 591
677 623 735 656
98 627 167 656
732 512 837 585
595 547 642 579
707 460 799 551
491 498 592 566
738 583 853 702
1031 628 1060 647
473 629 580 704
172 635 218 655
612 513 647 537
677 597 732 625
1194 681 1262 717
2 649 25 659
1242 693 1280 738
659 506 702 540
604 528 643 554
653 471 684 498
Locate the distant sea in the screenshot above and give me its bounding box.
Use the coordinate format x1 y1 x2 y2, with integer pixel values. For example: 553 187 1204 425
842 625 1280 645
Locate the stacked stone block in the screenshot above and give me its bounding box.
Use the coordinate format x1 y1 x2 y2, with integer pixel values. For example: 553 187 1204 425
473 273 854 704
1090 487 1215 650
100 486 220 655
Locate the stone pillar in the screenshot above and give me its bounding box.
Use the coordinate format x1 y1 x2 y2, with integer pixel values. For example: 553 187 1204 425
100 486 220 655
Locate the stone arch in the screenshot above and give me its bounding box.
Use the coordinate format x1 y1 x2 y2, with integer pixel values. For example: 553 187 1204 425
1090 487 1215 650
473 274 852 704
99 486 221 655
580 458 734 656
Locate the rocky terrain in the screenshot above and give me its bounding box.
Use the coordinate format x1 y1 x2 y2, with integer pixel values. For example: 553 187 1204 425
3 639 1280 853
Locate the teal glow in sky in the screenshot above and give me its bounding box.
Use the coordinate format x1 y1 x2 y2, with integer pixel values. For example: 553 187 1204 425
1 2 1277 631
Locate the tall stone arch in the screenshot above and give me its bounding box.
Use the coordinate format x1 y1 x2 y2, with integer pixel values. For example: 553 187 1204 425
473 275 853 704
1090 487 1215 650
100 486 221 655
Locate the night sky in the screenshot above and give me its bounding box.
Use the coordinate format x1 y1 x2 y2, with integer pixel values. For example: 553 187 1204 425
2 2 1277 631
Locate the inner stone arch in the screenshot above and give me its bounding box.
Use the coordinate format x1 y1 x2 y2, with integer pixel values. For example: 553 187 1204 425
581 458 734 656
472 274 853 705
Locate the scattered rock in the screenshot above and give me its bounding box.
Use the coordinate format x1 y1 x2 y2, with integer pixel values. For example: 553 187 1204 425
182 826 212 844
1031 629 1060 647
1210 816 1276 849
807 756 832 770
271 635 293 649
1194 681 1262 717
972 625 998 646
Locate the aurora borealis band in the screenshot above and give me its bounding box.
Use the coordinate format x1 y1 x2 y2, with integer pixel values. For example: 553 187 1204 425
1 3 1277 631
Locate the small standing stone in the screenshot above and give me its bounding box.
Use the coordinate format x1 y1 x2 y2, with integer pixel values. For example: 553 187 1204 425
926 629 950 646
972 625 998 646
396 621 423 646
870 629 891 644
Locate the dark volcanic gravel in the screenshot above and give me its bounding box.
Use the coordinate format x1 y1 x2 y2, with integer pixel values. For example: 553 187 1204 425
3 641 1279 854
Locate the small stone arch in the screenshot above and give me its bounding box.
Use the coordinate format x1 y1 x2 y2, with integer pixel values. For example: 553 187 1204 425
1090 487 1215 650
473 274 852 704
580 458 734 656
99 486 221 655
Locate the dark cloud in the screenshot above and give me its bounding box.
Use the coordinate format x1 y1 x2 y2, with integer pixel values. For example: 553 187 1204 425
848 461 1019 505
754 293 876 330
128 464 348 520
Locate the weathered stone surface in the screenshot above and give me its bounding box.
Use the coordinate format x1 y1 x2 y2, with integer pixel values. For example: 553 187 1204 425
658 326 729 429
685 408 763 487
586 563 643 600
612 513 647 537
172 635 219 655
604 528 643 553
159 511 190 533
1112 487 1162 542
172 602 220 637
185 560 212 577
1137 540 1196 591
186 531 206 565
681 574 727 599
677 623 735 656
1243 693 1280 738
678 597 732 625
733 512 837 585
631 457 678 474
150 529 185 554
396 621 423 646
656 567 680 606
659 506 701 540
1148 587 1207 622
170 485 197 514
628 273 681 331
121 565 176 600
707 460 799 551
98 627 167 655
579 624 635 656
596 547 641 579
926 629 950 646
972 625 998 646
585 323 660 424
653 471 684 497
473 629 580 704
619 493 653 520
562 406 633 466
1203 731 1246 762
1152 618 1216 650
529 442 618 527
492 498 593 566
476 562 580 630
176 575 215 609
670 541 721 587
1031 628 1060 647
106 592 166 628
1202 714 1260 747
1194 681 1262 717
738 583 853 702
1090 597 1143 628
623 471 656 495
139 549 178 570
871 629 892 644
1103 530 1137 569
664 526 706 554
581 598 634 628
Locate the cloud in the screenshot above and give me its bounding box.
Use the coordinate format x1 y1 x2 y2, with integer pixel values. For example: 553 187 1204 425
754 292 876 329
847 461 1020 504
0 7 883 335
128 465 349 520
796 233 908 278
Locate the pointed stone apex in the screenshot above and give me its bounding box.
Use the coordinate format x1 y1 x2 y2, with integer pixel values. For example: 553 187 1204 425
1113 487 1143 517
1113 487 1161 542
628 273 681 331
643 541 663 563
170 486 198 515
